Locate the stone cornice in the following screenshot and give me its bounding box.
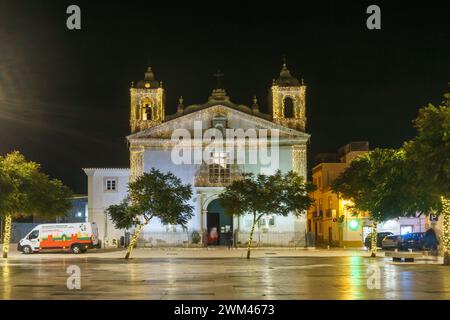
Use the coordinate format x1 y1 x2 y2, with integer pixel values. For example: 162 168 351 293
128 137 309 149
83 168 130 176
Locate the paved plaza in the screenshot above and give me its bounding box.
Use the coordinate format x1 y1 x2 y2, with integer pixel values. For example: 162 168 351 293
1 247 448 300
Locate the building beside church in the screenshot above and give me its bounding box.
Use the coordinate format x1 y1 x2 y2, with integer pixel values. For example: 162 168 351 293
308 142 427 248
84 63 311 248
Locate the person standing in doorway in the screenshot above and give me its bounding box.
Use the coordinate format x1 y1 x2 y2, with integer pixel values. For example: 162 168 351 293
209 227 218 246
226 229 233 249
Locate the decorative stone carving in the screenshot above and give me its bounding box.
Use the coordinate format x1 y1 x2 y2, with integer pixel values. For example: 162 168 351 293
130 146 144 182
292 144 307 179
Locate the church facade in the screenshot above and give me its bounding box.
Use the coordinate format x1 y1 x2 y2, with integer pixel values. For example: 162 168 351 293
84 63 311 248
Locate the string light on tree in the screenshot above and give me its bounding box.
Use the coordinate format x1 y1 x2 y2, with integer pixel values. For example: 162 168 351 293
442 196 450 264
2 215 12 259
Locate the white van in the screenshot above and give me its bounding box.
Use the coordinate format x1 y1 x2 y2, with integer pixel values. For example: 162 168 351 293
18 222 99 254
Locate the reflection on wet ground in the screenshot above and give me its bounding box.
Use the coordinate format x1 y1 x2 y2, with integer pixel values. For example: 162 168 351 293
1 256 449 299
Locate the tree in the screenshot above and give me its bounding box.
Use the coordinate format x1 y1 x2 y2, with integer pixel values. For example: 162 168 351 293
0 151 72 258
404 103 450 264
332 148 414 257
106 168 194 259
218 170 315 259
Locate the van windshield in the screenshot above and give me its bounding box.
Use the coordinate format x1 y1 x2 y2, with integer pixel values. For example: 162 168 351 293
28 230 39 240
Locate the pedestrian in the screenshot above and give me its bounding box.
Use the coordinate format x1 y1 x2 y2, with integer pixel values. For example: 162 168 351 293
423 227 439 255
226 230 233 249
209 227 218 246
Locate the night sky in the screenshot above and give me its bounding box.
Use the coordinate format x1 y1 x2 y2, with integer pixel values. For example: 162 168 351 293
0 0 449 194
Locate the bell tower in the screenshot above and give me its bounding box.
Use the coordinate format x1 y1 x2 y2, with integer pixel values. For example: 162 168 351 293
269 62 306 131
130 67 165 133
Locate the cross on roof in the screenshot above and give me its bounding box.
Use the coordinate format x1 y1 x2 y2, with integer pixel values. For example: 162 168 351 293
213 69 224 89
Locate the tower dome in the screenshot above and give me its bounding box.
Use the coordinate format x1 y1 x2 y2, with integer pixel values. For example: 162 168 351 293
275 63 300 87
135 66 161 89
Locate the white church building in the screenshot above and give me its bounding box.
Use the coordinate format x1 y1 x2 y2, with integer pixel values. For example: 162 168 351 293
84 63 311 248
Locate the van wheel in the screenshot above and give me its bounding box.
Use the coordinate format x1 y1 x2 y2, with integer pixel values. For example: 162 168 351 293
22 246 32 254
71 244 82 254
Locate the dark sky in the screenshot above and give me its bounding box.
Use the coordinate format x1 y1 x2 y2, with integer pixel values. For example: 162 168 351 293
0 0 449 194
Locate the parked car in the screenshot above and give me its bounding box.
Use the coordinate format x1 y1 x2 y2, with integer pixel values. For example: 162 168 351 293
17 222 99 254
381 234 402 250
399 232 425 251
364 232 393 249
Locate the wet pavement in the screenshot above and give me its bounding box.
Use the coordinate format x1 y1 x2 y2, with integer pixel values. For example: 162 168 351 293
1 249 450 299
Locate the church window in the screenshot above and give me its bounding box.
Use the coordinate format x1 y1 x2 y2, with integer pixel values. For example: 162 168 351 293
283 97 295 118
208 152 230 184
258 215 275 227
104 178 117 192
143 104 152 120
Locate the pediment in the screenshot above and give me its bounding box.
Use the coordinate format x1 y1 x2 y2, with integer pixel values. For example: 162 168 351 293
127 105 310 142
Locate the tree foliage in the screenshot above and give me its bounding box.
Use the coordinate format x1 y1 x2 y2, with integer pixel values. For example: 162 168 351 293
108 168 194 229
331 148 415 257
0 151 72 219
106 168 194 259
332 148 417 222
220 170 315 219
404 104 450 208
0 151 72 258
218 170 315 258
403 103 450 264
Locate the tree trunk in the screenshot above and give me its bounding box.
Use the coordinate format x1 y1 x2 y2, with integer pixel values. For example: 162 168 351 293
2 214 12 259
246 215 257 259
124 221 149 259
441 196 450 265
370 220 378 258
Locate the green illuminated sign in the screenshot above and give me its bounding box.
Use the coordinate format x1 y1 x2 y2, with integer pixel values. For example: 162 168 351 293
349 219 359 230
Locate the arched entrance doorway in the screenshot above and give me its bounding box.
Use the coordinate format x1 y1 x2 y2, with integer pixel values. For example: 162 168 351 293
206 199 233 246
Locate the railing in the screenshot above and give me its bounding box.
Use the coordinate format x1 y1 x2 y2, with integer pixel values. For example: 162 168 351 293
137 232 191 247
135 231 308 248
235 231 306 247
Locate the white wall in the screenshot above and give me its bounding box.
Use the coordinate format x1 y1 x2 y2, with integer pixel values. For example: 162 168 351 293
378 216 427 235
140 145 306 245
84 168 129 247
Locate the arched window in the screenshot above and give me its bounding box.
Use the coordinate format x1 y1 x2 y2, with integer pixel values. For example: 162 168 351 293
283 97 295 118
143 103 152 120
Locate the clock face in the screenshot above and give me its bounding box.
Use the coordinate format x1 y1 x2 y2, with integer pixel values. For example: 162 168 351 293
145 82 150 88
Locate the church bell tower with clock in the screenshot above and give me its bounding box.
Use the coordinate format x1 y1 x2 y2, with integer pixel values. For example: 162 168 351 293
130 67 165 133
